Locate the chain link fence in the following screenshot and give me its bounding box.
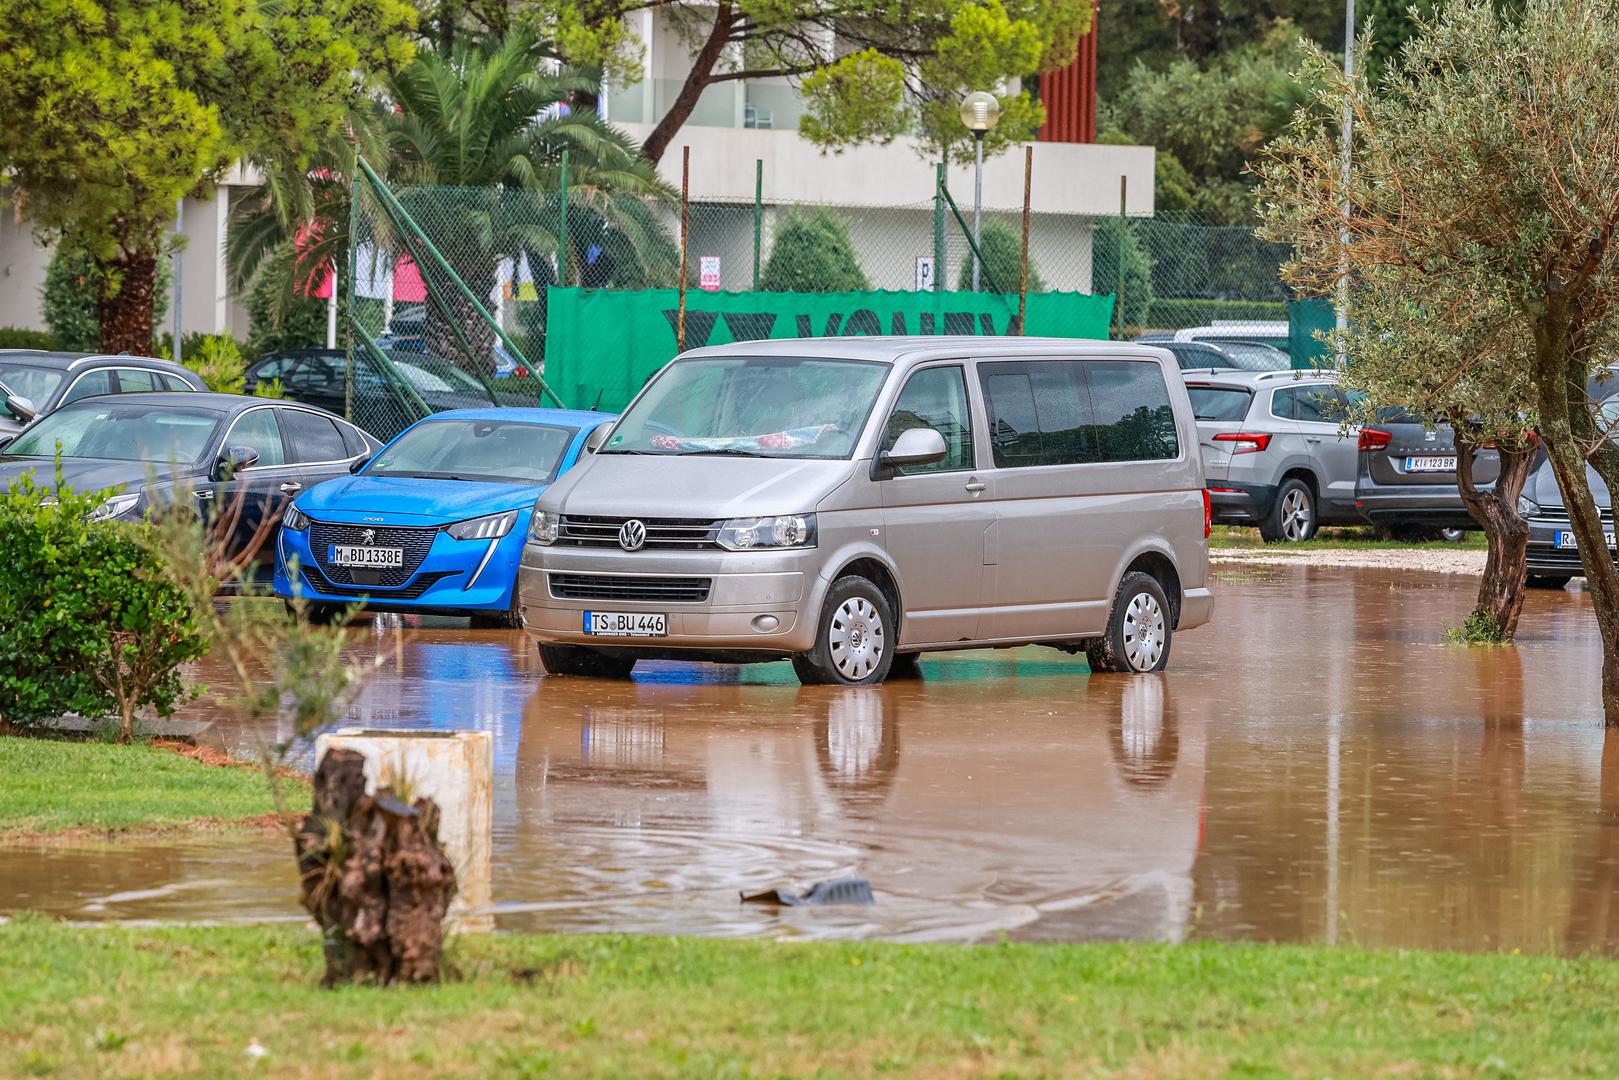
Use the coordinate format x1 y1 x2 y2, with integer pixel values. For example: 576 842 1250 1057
338 157 1309 439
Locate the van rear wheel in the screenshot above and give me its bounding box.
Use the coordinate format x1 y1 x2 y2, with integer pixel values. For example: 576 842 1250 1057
538 643 636 679
1086 571 1173 674
792 576 895 686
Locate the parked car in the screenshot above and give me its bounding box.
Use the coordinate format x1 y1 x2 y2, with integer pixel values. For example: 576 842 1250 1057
517 337 1213 685
1172 321 1292 353
1187 369 1361 542
0 350 205 436
1150 339 1291 373
1352 408 1497 540
1521 394 1618 589
243 348 526 441
0 393 377 583
275 408 615 625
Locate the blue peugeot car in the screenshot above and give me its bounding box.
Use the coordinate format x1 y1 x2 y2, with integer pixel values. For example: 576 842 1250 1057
274 408 615 625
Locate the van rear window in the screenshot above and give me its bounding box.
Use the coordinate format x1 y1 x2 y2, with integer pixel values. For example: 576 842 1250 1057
1187 386 1252 421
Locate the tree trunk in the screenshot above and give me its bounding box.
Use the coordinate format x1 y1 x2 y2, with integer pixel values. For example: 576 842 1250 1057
641 3 734 166
569 88 600 114
98 250 158 355
295 748 457 986
1454 433 1534 639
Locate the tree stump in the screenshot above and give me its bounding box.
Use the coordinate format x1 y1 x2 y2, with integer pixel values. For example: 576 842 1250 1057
294 748 457 986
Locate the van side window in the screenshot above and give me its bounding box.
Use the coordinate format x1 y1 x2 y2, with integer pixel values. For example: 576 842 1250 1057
883 366 975 473
1083 361 1179 462
982 371 1045 466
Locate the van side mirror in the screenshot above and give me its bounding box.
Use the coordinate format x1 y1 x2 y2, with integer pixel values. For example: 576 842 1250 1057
215 444 260 480
584 424 613 454
5 394 37 424
880 427 948 470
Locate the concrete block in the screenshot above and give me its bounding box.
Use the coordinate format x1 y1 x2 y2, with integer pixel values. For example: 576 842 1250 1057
314 729 492 930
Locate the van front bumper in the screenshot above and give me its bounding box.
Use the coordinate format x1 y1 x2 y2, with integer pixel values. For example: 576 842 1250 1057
517 544 822 654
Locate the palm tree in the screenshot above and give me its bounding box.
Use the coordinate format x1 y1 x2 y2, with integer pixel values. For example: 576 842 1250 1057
227 33 675 365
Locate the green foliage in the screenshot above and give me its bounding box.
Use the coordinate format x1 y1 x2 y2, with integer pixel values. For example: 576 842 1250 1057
799 50 909 148
1091 218 1154 330
0 469 206 740
40 247 102 352
956 220 1045 293
1103 22 1318 224
760 210 870 293
1445 609 1509 645
244 243 333 358
185 335 247 394
0 0 415 345
0 328 60 350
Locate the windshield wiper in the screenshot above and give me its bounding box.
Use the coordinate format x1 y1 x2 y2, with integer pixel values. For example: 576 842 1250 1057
598 448 657 455
677 448 766 457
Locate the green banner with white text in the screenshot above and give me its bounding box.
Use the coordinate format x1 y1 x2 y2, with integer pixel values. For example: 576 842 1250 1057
542 286 1116 411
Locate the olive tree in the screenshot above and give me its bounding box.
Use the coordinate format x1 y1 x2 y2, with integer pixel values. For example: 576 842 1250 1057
1256 0 1619 718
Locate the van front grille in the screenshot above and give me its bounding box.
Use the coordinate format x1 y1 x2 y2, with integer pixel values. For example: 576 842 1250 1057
548 573 712 603
557 515 722 550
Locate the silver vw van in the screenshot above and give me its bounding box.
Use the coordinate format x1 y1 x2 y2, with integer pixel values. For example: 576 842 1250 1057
517 337 1212 685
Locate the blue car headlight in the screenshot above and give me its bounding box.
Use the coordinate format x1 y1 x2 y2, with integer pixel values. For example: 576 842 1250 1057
447 509 518 541
282 504 311 531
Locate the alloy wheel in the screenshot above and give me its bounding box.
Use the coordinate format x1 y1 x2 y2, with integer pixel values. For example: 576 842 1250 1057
1121 591 1166 671
829 596 885 681
1281 487 1313 541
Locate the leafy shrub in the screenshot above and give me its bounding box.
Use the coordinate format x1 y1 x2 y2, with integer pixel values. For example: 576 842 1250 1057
956 219 1045 294
1445 608 1508 646
43 243 169 354
184 334 247 393
1091 217 1155 331
0 327 60 350
760 210 870 293
0 469 206 740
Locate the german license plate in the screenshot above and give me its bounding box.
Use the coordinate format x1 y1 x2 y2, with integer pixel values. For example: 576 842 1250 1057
1556 531 1617 550
1404 455 1456 472
584 611 667 637
328 544 404 569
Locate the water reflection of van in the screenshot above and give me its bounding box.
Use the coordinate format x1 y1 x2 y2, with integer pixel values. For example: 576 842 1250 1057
518 337 1213 685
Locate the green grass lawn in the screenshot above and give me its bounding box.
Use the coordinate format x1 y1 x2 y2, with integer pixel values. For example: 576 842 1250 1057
1210 525 1487 550
0 737 282 838
3 920 1617 1077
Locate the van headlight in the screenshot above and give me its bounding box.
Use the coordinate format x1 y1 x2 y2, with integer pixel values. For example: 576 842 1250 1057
716 514 816 550
282 504 311 531
447 509 518 540
88 493 140 522
1516 495 1540 518
529 508 561 545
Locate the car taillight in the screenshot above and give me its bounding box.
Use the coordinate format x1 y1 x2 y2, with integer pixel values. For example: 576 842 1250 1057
1212 432 1271 454
1202 488 1212 538
1358 428 1393 452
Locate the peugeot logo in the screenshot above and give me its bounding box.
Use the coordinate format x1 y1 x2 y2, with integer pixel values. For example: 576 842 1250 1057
618 519 647 552
361 528 376 546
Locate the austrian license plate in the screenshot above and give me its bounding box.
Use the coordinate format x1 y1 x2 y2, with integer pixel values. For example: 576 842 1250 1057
583 611 667 637
328 544 404 569
1404 455 1457 472
1556 531 1617 550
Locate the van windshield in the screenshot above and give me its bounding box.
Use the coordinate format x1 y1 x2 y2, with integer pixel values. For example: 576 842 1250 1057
602 356 889 458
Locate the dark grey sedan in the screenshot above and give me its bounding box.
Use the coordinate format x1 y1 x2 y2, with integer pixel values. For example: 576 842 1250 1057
0 393 378 585
1354 409 1498 538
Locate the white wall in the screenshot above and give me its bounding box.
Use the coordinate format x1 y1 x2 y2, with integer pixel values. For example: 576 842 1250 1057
0 214 52 332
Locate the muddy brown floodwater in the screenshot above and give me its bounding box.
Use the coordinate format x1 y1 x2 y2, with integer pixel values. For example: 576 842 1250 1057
6 564 1617 954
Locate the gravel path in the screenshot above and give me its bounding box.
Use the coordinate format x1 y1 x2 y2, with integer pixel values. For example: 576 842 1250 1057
1211 546 1489 576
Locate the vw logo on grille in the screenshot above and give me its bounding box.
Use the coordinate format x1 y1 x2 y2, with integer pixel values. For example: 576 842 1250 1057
361 528 376 546
618 519 648 552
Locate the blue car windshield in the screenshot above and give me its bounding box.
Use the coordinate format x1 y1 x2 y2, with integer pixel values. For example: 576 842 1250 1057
365 418 577 484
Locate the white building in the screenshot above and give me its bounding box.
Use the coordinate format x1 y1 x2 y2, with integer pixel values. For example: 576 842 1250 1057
0 10 1149 339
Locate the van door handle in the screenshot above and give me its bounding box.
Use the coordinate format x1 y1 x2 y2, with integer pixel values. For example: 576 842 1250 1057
279 481 303 494
964 480 987 494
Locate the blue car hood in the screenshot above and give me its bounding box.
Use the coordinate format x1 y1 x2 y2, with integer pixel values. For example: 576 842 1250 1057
300 475 542 522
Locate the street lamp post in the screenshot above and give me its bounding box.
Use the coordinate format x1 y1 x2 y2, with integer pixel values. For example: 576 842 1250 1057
959 91 1001 292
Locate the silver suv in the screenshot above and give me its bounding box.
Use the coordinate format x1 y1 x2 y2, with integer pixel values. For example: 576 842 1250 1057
1185 370 1360 542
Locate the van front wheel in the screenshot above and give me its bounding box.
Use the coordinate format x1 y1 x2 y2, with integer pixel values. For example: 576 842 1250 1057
1086 571 1173 674
792 576 895 686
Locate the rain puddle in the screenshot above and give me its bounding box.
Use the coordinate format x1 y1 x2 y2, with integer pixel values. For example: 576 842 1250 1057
5 565 1613 953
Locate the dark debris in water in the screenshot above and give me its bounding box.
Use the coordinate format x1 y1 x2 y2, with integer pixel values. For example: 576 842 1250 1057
741 877 875 907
